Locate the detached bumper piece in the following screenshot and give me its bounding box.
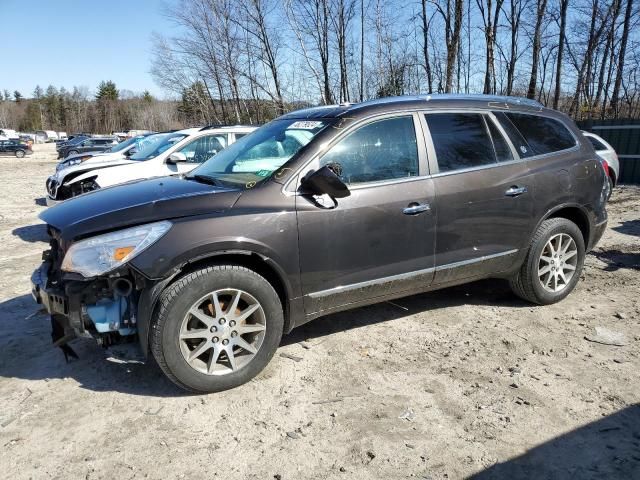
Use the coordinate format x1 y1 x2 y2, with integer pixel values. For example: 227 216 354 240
31 260 139 359
31 265 78 361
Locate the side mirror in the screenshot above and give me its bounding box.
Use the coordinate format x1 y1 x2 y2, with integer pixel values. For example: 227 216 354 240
167 152 187 164
301 165 350 199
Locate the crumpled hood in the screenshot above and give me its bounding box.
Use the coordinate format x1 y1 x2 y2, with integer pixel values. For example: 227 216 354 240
53 156 136 181
40 176 241 240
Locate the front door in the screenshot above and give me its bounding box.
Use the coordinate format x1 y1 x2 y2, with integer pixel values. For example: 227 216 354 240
422 111 535 283
296 114 436 314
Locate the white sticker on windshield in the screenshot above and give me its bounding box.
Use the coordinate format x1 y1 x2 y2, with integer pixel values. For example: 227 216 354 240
290 121 323 130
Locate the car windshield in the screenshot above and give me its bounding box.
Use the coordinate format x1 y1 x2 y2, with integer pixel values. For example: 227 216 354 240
68 136 88 145
129 133 187 161
187 119 330 187
107 136 139 153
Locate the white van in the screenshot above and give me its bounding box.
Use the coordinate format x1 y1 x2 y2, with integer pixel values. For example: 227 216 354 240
0 128 19 141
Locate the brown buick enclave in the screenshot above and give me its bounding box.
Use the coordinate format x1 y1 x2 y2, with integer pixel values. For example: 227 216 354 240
32 95 608 392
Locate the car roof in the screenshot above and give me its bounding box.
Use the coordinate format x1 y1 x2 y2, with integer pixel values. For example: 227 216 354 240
278 94 548 120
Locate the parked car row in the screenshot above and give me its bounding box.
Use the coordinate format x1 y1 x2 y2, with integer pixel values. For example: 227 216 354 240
32 94 610 393
46 125 256 204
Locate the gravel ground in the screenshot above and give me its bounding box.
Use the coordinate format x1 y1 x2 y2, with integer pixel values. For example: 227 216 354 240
0 143 638 479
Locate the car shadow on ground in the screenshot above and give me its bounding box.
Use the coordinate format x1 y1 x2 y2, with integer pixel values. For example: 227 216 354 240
282 279 527 346
469 403 640 479
613 218 640 238
34 197 47 207
11 224 48 243
590 248 640 272
0 280 523 397
0 294 188 397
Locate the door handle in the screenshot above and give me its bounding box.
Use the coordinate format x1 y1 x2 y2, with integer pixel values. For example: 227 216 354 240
403 203 431 215
505 186 528 197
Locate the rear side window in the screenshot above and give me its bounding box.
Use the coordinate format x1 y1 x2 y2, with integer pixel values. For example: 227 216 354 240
503 113 576 156
426 113 510 172
586 135 607 151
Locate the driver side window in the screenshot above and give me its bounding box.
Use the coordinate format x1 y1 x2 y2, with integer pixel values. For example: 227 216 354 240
319 116 419 185
179 135 227 163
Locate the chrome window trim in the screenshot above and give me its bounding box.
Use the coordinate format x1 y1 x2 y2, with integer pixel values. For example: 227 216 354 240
308 249 518 299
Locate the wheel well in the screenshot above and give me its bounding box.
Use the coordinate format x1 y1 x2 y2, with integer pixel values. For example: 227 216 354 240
548 207 589 244
608 168 616 186
173 253 291 330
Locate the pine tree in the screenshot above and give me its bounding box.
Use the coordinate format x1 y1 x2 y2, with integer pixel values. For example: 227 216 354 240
95 81 119 101
13 91 23 102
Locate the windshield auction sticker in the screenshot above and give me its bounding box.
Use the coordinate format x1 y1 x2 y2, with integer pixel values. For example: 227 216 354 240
290 121 323 130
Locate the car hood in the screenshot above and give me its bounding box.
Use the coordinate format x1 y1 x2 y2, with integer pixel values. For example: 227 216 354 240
40 176 242 240
53 157 137 182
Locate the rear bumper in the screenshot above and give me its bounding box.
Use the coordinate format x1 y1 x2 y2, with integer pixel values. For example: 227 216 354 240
589 219 607 251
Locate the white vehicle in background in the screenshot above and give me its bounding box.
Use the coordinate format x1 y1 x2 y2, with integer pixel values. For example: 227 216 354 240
582 131 619 196
46 125 256 205
35 130 59 143
55 133 155 171
0 128 20 141
58 132 68 141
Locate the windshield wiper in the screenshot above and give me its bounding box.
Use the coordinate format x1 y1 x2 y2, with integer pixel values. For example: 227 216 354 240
186 174 223 186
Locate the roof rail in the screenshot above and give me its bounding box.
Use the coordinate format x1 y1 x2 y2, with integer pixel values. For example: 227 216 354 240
423 93 544 109
199 124 260 131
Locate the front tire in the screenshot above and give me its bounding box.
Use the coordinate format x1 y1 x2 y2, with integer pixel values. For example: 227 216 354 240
510 218 585 305
67 150 78 156
15 150 25 158
150 265 284 393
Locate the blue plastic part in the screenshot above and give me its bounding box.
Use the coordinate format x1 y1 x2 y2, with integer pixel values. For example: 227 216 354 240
86 296 137 336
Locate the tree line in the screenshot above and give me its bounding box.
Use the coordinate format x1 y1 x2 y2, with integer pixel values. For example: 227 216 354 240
2 0 638 133
0 81 183 134
153 0 640 123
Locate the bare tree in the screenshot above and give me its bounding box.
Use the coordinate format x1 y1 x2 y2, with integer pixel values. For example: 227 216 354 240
477 0 506 94
553 0 570 109
611 0 635 117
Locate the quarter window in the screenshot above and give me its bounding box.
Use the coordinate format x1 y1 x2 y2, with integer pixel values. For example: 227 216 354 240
503 113 576 156
320 116 419 185
426 113 503 172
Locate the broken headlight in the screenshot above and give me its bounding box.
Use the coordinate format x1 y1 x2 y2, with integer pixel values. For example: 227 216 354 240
61 221 171 277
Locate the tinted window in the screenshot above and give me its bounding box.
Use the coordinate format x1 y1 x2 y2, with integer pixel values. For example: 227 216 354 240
320 116 419 185
586 135 607 151
426 113 497 172
505 113 576 155
493 111 532 157
486 118 513 162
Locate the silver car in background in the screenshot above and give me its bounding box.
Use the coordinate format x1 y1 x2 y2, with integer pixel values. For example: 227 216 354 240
582 131 619 195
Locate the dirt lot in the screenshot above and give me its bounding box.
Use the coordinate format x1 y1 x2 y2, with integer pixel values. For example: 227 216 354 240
0 143 638 479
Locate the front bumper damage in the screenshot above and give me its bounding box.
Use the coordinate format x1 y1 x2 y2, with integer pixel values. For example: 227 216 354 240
31 251 141 359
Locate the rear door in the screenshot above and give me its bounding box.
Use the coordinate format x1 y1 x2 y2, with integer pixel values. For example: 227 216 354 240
296 113 436 314
422 111 535 283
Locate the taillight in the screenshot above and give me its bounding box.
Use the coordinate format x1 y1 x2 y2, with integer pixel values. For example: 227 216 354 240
600 159 610 177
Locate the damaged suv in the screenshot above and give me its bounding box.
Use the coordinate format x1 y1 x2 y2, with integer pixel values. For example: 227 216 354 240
32 95 608 393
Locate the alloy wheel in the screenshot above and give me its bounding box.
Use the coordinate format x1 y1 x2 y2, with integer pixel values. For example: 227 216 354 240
178 288 267 375
538 233 578 293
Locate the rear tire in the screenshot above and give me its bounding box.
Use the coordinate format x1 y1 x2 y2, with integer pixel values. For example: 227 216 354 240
67 150 78 156
510 218 585 305
150 265 284 393
607 176 614 200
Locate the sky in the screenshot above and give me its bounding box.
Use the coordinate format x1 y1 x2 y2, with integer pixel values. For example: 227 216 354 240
0 0 175 98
